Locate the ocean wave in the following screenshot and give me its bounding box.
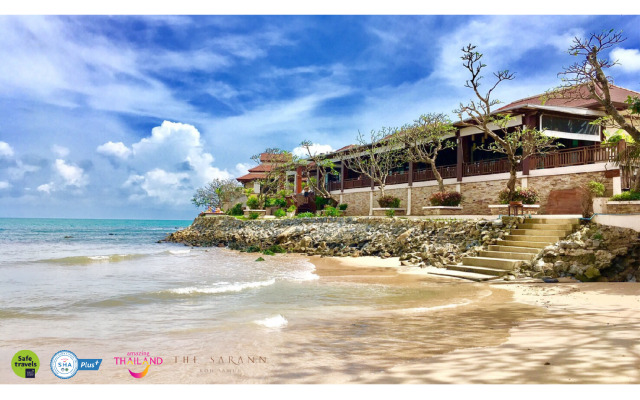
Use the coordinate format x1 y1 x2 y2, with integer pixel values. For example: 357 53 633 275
166 249 191 255
36 253 150 265
166 279 276 295
254 314 288 328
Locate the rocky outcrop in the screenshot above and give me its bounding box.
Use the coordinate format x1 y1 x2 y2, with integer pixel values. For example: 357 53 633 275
165 216 519 268
529 223 640 282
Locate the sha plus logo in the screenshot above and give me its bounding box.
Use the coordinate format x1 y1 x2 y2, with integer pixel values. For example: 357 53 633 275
50 350 102 379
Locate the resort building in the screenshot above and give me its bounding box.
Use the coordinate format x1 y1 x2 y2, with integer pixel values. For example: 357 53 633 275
236 152 293 194
238 85 638 216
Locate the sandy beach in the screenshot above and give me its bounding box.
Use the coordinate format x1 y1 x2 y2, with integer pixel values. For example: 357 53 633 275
308 255 640 384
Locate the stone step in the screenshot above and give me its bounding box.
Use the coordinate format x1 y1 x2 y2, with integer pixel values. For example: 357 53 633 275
504 234 561 243
497 240 550 249
510 228 572 237
429 268 502 282
488 245 541 254
462 256 521 270
517 223 577 230
445 264 510 277
479 250 536 261
526 218 580 225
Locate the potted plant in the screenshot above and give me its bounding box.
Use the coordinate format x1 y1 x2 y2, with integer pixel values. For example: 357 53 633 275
423 191 464 215
372 195 405 216
489 187 540 215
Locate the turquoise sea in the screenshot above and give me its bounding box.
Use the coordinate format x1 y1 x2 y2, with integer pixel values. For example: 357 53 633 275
0 218 508 383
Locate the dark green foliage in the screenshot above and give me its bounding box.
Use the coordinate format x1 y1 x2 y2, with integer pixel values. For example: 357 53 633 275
262 249 275 256
255 257 265 262
323 206 342 217
246 195 260 209
296 212 315 218
266 245 286 254
338 203 348 211
610 191 640 201
274 209 286 218
378 196 400 208
315 195 330 210
429 191 463 206
226 203 244 216
248 212 260 220
385 209 396 217
245 245 261 253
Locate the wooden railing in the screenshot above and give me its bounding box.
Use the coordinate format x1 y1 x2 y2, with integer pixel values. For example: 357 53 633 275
413 164 457 182
342 176 372 190
386 172 409 185
530 144 618 170
329 181 341 191
463 158 516 177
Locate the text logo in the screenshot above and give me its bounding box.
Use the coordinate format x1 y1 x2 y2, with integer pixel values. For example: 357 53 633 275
12 350 40 378
50 350 102 380
114 352 163 379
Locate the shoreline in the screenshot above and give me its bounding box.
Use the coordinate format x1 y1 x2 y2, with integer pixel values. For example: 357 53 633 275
304 254 640 383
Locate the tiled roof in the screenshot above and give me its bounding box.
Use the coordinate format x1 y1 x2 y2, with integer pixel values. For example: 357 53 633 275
236 172 266 182
496 84 640 112
248 164 274 172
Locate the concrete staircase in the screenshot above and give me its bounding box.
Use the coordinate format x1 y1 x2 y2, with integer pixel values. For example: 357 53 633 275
430 217 580 281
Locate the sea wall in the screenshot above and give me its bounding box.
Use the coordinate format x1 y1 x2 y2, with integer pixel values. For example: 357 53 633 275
166 216 519 267
528 223 640 282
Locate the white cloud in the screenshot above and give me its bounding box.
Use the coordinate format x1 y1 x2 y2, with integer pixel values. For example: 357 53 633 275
7 160 39 180
51 144 69 157
37 182 53 194
96 141 132 159
611 48 640 73
0 181 10 189
55 159 88 187
292 143 334 158
234 162 252 177
0 141 14 157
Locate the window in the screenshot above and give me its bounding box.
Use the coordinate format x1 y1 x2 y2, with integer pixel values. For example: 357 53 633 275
541 115 599 136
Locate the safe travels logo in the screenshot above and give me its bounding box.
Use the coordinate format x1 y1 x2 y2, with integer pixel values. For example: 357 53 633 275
114 351 163 378
12 350 40 378
50 350 102 379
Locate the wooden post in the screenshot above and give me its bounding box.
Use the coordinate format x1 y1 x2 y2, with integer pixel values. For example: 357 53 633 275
522 157 530 175
371 165 375 190
340 162 344 193
456 131 463 182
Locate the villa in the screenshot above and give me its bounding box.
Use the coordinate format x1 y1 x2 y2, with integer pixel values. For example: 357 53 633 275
238 85 638 216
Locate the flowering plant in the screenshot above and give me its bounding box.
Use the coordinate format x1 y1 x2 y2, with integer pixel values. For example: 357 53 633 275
429 191 462 206
498 187 539 204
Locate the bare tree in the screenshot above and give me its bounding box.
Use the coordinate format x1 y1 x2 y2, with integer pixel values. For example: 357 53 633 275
397 113 456 192
341 127 405 199
294 140 339 201
455 44 562 201
191 178 244 210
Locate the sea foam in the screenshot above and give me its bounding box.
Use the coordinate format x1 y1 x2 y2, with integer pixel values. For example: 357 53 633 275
254 314 288 328
168 279 276 295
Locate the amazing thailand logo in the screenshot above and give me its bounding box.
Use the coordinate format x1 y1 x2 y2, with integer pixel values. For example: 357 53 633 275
114 352 163 378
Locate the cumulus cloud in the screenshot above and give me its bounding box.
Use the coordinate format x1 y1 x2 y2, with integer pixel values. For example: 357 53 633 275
37 182 53 194
0 141 14 157
55 159 88 187
96 141 132 159
234 162 252 177
0 181 10 189
611 48 640 72
51 144 69 157
292 143 334 158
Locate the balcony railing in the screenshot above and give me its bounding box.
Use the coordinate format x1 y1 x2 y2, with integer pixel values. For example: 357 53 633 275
463 158 516 177
530 143 617 170
413 164 457 182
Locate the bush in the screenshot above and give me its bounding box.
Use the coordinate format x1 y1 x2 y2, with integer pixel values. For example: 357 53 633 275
587 181 606 197
323 206 342 217
385 209 396 217
245 245 261 253
498 187 539 204
338 203 348 211
315 196 329 210
226 203 244 216
274 198 287 208
287 205 297 213
610 191 640 201
429 191 462 206
274 209 286 218
296 212 315 218
266 245 286 254
248 212 260 220
246 195 260 209
262 249 275 256
378 195 401 208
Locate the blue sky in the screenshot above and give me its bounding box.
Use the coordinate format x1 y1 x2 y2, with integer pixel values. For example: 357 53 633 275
1 14 640 219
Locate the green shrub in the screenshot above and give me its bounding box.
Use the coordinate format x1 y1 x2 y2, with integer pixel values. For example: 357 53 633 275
255 257 265 262
338 203 348 211
246 195 260 209
324 206 342 217
226 203 244 216
610 191 640 201
274 198 287 208
498 187 539 204
315 196 330 210
248 212 260 220
262 249 275 256
296 212 315 218
429 191 462 206
385 209 396 217
287 205 297 213
587 181 606 197
245 245 261 253
378 195 400 208
274 209 286 218
266 245 286 254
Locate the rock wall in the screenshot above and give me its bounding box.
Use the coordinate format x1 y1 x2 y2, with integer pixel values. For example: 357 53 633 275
166 216 518 267
528 171 611 214
459 178 518 214
529 223 640 282
340 191 370 216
